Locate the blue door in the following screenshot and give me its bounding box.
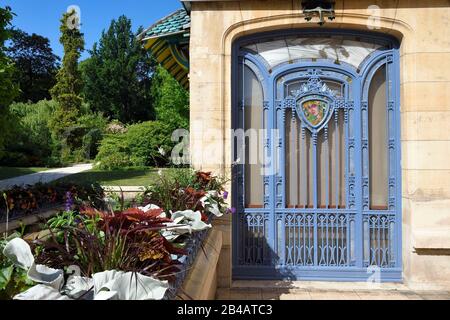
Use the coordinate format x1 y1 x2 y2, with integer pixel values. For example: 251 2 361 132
232 31 402 282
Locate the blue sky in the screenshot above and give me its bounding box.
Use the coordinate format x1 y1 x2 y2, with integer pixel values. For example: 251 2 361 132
3 0 183 60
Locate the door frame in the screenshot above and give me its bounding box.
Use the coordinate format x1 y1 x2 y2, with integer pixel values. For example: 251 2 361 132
231 29 402 282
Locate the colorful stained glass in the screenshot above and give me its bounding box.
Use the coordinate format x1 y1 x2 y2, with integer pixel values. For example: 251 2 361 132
302 100 327 126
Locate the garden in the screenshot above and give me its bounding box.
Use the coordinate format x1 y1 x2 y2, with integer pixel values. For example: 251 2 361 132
1 169 231 300
0 6 188 173
0 4 219 301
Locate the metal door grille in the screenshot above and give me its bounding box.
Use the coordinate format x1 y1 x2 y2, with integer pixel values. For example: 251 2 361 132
232 32 402 282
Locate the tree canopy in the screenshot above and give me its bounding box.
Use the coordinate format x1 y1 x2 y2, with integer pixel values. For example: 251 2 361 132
0 6 20 159
151 65 189 131
81 15 156 124
6 29 60 103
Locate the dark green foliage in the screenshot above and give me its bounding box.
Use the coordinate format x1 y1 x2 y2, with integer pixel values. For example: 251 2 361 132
75 110 109 161
81 15 155 123
151 65 189 131
0 6 20 160
49 10 85 161
94 134 131 170
126 121 172 166
3 100 57 166
53 105 109 165
95 121 173 170
1 100 108 167
6 29 60 103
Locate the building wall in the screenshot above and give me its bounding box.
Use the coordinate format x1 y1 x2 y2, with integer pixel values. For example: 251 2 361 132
189 0 450 290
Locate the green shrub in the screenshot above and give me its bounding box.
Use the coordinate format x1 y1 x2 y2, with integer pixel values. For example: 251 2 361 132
95 121 173 170
1 100 109 167
71 110 109 162
2 100 57 167
95 134 132 170
126 121 172 167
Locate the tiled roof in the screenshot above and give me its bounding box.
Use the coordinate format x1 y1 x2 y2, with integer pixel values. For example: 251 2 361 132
141 9 190 40
139 8 190 89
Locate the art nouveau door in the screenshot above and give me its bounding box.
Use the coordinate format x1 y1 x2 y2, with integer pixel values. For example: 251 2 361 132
273 68 357 271
233 59 401 281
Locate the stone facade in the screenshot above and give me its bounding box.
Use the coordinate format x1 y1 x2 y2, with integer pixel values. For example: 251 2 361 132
188 0 450 290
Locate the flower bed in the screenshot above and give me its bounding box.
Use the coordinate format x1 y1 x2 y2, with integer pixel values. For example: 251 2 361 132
0 169 231 300
0 182 105 223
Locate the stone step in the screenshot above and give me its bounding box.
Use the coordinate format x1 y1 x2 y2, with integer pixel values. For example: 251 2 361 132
231 280 410 291
217 287 450 300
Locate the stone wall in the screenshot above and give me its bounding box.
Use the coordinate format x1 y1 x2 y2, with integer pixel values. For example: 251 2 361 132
189 0 450 290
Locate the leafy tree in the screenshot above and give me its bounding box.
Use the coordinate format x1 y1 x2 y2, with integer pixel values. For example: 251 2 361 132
151 66 189 130
6 29 60 102
49 10 85 161
81 15 155 123
0 6 20 160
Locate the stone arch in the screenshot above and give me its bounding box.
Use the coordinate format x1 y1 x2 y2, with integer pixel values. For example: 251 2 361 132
220 14 411 175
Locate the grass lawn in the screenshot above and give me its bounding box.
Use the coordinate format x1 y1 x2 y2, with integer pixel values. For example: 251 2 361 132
0 167 49 180
55 167 166 186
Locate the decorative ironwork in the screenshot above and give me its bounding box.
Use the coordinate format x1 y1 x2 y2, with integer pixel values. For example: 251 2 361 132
234 43 400 281
317 213 351 267
290 71 338 97
238 213 271 265
363 214 396 268
283 213 315 266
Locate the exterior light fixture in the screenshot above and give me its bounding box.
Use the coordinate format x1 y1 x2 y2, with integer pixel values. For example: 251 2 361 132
302 0 336 26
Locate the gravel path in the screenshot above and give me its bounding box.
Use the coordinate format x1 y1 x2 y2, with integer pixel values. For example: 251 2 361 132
0 164 93 190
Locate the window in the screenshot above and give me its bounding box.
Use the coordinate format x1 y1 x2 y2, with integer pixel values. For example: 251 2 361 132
244 36 388 70
242 65 264 208
368 65 388 210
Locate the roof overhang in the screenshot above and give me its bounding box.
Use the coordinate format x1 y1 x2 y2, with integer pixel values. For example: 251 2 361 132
140 8 191 90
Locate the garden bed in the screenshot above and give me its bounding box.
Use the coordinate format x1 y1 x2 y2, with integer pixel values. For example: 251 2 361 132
1 169 230 300
0 205 63 234
0 182 105 225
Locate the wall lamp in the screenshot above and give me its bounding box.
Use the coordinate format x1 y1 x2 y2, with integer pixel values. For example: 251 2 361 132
302 0 336 26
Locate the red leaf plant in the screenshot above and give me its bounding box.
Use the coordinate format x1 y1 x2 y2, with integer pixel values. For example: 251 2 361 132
34 207 187 279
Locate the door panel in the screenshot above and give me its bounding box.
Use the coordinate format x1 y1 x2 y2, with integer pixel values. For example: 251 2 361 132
233 49 401 281
274 69 354 269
